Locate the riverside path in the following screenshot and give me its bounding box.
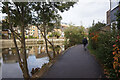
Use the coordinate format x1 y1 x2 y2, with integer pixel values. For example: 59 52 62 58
42 45 104 78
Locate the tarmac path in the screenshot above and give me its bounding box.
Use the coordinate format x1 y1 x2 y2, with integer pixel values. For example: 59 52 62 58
43 45 104 78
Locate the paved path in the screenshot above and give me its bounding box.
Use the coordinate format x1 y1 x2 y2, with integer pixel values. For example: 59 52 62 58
43 45 104 78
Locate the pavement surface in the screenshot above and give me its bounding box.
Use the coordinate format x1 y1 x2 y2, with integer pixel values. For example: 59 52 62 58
42 45 104 78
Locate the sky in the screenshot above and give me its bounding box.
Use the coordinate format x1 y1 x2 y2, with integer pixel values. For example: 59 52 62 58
0 0 119 28
60 0 119 28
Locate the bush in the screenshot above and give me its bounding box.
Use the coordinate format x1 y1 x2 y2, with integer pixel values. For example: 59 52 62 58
49 34 54 37
64 25 85 46
49 31 61 38
25 36 28 39
88 22 119 78
29 36 37 39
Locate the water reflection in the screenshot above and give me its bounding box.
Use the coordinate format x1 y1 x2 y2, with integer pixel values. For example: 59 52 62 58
2 44 64 78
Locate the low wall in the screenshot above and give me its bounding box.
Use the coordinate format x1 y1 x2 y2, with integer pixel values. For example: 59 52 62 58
1 39 65 49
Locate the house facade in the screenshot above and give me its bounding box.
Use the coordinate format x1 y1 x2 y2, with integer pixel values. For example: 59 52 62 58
106 1 120 30
25 25 41 39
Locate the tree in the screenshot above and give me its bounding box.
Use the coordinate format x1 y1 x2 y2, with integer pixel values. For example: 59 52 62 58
2 19 9 30
2 2 33 78
32 2 76 59
89 22 106 33
88 22 106 49
2 1 76 78
64 25 85 46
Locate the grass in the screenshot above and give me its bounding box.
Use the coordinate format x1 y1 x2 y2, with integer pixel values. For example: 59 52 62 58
87 44 105 64
87 44 99 58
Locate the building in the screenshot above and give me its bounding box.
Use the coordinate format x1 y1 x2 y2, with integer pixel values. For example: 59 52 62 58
107 10 111 25
110 5 119 26
26 25 41 39
2 29 9 39
60 24 69 37
106 1 120 30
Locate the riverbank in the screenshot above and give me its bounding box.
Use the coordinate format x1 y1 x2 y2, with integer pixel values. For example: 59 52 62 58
1 38 65 48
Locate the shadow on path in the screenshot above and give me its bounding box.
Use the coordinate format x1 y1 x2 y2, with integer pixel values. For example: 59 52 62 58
42 44 104 78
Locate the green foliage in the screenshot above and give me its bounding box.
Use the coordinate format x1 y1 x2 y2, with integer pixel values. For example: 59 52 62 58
88 22 119 78
89 22 106 33
2 2 33 27
95 32 117 78
25 36 28 39
29 36 37 39
2 1 76 78
64 25 85 46
49 31 61 38
32 2 76 31
89 22 106 49
53 31 61 38
49 34 54 37
2 19 9 30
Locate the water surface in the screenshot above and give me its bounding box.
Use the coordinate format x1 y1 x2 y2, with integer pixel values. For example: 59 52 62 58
2 44 64 78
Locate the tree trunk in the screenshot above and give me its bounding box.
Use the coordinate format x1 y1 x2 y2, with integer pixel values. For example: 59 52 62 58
43 25 52 60
21 25 30 79
37 26 56 58
46 38 56 58
20 5 30 79
11 28 24 70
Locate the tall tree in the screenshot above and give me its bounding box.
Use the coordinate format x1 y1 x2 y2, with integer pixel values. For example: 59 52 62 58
32 2 76 59
2 2 33 78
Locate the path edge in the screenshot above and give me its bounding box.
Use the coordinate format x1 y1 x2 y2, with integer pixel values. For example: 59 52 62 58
31 45 77 78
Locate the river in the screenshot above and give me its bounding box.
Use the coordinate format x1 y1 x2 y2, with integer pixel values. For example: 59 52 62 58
1 43 65 78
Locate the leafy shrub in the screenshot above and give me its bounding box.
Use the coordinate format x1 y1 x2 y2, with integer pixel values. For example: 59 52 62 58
25 36 28 39
112 34 120 78
49 31 61 38
88 22 119 78
64 25 85 46
49 34 54 37
29 36 37 39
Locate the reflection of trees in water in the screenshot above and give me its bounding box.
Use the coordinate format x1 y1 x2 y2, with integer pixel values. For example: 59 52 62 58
49 45 62 55
2 48 18 63
2 48 29 63
2 44 65 77
2 45 53 63
2 45 65 63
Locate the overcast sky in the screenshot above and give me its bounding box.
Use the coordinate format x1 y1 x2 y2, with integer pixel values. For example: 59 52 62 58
0 0 119 28
60 0 119 28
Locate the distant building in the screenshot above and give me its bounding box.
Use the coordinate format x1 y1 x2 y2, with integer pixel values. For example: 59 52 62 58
60 24 69 37
106 10 111 25
2 29 9 39
27 25 41 39
106 1 120 30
